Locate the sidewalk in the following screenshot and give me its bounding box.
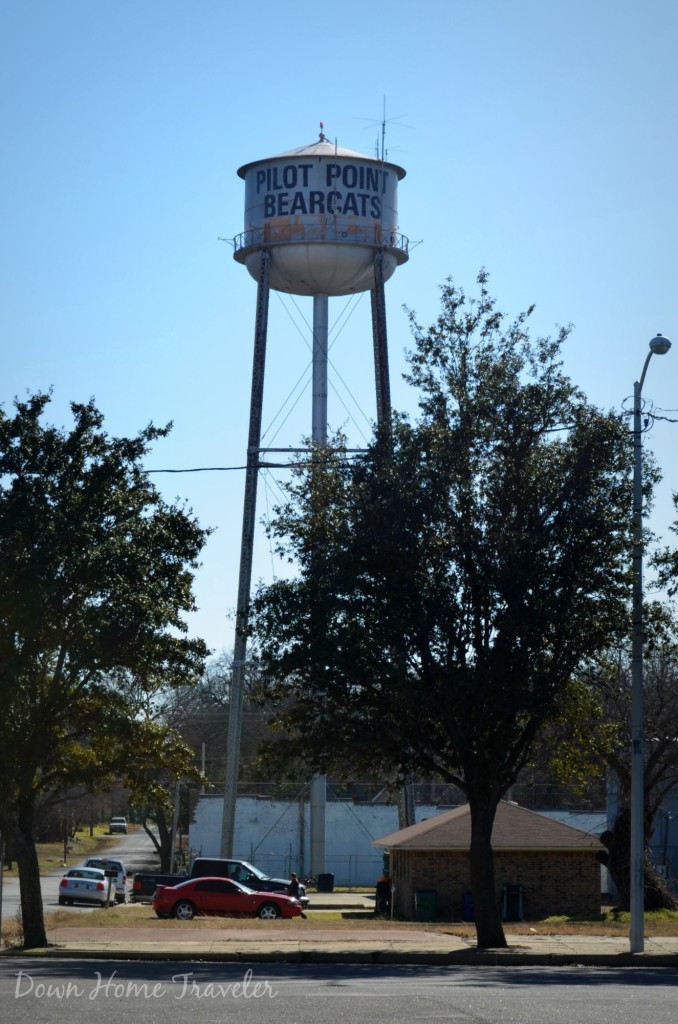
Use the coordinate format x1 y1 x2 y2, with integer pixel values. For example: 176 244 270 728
15 894 678 966
32 925 678 966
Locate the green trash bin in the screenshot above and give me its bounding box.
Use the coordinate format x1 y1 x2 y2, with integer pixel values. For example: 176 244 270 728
414 889 437 921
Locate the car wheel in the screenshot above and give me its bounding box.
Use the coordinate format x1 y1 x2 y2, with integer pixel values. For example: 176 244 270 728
173 900 196 921
58 896 66 906
257 902 282 920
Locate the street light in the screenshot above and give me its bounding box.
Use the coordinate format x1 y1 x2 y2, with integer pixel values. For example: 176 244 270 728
630 333 671 954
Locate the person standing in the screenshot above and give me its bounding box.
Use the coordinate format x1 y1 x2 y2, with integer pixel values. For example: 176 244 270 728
288 872 307 917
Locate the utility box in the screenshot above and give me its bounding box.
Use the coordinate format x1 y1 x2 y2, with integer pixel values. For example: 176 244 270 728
414 889 437 921
317 872 335 893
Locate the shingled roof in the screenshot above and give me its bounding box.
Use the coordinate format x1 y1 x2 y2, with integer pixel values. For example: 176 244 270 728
373 801 603 852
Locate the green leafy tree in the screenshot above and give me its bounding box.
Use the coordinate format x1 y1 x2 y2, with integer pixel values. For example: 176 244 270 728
250 274 633 948
0 393 209 948
510 677 613 810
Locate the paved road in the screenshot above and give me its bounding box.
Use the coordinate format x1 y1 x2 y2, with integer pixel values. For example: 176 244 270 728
1 959 677 1023
1 827 159 920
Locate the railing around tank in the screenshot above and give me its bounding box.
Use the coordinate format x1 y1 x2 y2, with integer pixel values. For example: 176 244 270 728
233 221 409 258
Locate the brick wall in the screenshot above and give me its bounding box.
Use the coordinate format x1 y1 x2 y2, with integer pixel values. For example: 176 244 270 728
391 848 600 921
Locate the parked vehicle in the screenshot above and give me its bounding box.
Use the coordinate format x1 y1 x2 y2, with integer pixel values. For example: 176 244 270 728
59 867 108 906
151 877 303 920
109 816 128 834
130 869 188 902
132 857 309 907
82 856 127 903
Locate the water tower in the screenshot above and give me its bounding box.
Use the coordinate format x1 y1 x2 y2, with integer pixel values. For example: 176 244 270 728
221 128 409 864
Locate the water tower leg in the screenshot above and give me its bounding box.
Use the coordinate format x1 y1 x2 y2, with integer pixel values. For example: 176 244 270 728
220 252 271 858
372 252 416 825
371 251 391 424
309 293 329 876
310 775 327 878
312 294 328 444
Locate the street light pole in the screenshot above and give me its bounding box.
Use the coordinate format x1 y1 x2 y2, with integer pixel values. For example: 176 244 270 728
629 333 671 954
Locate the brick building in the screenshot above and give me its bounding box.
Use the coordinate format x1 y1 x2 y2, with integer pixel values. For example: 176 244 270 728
374 800 603 921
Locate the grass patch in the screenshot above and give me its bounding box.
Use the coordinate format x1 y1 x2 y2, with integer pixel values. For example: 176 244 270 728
41 902 678 937
497 909 678 937
44 906 382 930
606 908 678 923
40 827 126 872
541 909 678 929
2 823 136 876
1 910 25 949
44 904 446 932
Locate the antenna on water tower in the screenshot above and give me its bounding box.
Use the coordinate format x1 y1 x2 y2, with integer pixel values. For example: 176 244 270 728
221 126 409 870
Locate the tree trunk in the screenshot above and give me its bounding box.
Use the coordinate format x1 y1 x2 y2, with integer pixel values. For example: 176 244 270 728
13 799 48 949
142 807 172 871
141 818 161 860
156 808 173 871
469 798 507 948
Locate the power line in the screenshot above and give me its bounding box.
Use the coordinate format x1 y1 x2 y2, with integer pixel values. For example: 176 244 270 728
145 466 247 473
145 451 369 474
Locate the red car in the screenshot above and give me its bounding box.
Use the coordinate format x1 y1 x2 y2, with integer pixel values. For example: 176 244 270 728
152 877 304 921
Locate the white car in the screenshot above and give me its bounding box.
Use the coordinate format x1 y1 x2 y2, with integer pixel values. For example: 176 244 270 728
82 856 127 903
109 816 128 834
59 867 108 906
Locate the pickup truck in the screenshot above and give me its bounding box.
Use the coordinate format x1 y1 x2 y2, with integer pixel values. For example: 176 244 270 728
131 857 310 907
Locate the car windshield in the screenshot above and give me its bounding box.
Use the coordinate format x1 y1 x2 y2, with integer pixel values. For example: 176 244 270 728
239 861 268 881
87 859 121 871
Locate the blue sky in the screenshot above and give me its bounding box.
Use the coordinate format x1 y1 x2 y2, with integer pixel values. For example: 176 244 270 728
2 0 677 656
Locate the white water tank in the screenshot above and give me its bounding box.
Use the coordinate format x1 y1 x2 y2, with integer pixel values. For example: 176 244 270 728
234 131 408 296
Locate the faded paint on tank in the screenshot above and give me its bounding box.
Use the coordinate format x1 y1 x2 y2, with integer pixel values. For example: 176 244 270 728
233 135 408 297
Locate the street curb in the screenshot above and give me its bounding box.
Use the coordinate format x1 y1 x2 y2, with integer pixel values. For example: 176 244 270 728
8 946 678 967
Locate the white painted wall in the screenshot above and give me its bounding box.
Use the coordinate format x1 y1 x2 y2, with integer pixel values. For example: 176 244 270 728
189 794 412 885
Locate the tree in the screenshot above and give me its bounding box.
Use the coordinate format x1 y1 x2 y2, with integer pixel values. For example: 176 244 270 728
137 788 196 873
0 393 209 947
509 680 612 812
250 274 634 948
